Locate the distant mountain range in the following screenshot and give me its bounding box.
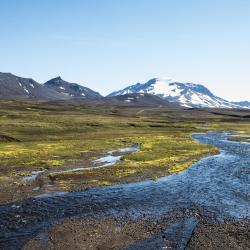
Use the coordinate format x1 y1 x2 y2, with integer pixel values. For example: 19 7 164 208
0 73 249 109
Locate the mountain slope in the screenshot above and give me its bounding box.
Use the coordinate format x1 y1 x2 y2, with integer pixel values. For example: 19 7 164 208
232 101 250 109
44 77 102 99
0 73 69 100
108 78 244 109
105 93 179 107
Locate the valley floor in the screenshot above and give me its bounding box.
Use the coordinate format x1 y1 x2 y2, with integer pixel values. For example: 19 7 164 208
0 100 250 249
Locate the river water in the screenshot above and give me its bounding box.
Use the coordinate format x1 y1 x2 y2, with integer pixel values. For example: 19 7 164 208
0 131 249 249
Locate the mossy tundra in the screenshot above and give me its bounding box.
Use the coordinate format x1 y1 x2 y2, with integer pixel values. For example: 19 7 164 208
0 100 249 202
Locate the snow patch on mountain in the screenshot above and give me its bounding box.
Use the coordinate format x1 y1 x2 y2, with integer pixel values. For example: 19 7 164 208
23 86 29 94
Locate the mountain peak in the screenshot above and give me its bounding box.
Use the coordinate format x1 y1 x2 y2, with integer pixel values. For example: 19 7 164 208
49 76 63 82
153 77 174 82
44 77 102 99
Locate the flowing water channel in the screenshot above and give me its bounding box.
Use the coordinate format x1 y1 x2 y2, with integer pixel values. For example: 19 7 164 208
0 131 249 249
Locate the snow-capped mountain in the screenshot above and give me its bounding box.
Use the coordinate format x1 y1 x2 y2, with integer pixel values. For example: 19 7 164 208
44 77 102 99
108 78 246 109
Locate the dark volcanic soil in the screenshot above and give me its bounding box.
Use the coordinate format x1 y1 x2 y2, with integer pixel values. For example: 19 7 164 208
187 221 250 250
23 217 250 250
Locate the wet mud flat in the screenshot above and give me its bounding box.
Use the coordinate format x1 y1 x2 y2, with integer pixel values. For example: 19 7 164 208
0 131 250 249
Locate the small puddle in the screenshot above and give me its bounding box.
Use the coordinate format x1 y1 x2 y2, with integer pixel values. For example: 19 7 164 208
108 144 140 154
93 144 139 167
21 170 45 182
92 155 122 166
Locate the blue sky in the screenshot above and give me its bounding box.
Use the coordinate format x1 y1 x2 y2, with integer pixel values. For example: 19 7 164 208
0 0 249 100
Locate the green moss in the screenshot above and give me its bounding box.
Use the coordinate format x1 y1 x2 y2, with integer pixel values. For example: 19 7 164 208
13 181 26 187
0 176 8 181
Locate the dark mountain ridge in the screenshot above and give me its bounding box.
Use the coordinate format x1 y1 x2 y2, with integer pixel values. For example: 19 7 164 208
0 73 69 100
44 76 102 99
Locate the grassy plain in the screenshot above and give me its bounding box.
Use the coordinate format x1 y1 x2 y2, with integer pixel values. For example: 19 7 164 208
0 100 250 203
